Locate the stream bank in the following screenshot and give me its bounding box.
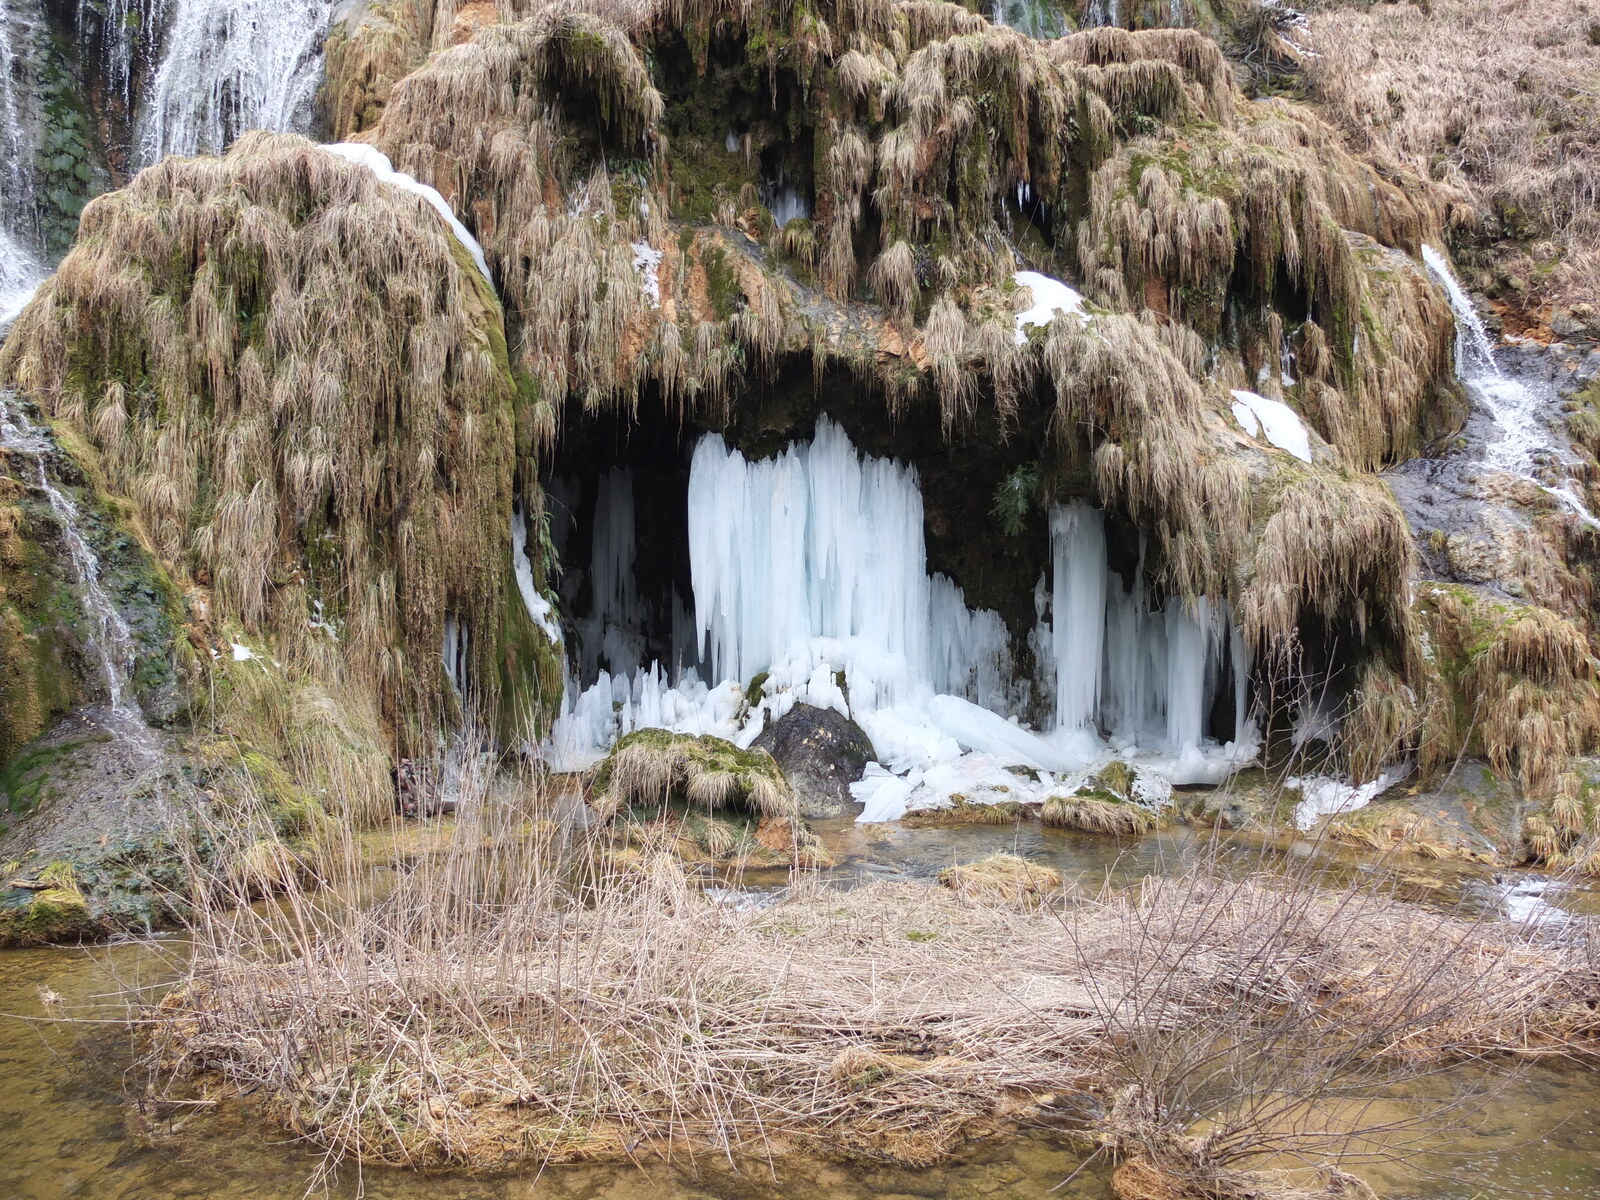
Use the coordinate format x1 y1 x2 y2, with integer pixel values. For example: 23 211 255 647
3 813 1600 1200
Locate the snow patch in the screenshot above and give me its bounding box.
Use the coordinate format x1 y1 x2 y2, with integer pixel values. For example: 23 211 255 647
1287 762 1410 831
321 143 495 289
630 242 662 308
512 500 563 643
1230 389 1312 462
1014 270 1089 343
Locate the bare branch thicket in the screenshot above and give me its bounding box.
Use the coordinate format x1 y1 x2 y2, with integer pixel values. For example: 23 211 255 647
125 745 1600 1199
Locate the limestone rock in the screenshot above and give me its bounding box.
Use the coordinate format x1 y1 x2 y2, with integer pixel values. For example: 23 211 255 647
753 704 875 819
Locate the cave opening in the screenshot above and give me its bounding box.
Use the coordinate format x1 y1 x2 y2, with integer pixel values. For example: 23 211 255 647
545 400 701 690
543 362 1254 767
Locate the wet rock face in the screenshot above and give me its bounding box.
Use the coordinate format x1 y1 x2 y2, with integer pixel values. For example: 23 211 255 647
753 705 875 819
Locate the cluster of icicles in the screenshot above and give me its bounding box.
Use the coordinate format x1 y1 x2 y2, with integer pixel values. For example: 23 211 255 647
536 420 1259 821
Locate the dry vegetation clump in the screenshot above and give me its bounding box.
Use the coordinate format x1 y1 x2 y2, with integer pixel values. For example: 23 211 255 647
1042 791 1159 835
936 851 1063 904
141 798 1599 1192
0 132 562 816
1306 0 1600 326
1395 581 1600 871
593 727 798 819
337 0 1459 660
1414 586 1600 862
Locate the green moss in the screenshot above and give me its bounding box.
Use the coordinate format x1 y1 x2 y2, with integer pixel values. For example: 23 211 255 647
0 887 97 947
496 562 564 745
0 735 106 817
1093 760 1137 800
701 244 743 321
1568 381 1600 459
596 727 796 820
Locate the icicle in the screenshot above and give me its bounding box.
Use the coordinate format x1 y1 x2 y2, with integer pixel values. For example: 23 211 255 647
442 614 469 696
1163 598 1210 752
1049 502 1106 732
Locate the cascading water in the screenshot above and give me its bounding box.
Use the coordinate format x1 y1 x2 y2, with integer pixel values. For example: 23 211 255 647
990 0 1066 40
1422 244 1600 528
0 2 45 323
548 420 1257 819
4 0 339 329
138 0 332 163
74 0 170 109
0 395 141 719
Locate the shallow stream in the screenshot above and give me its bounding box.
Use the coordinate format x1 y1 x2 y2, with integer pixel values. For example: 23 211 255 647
3 823 1600 1199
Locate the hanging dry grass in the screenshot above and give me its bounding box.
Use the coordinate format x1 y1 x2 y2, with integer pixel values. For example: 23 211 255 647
1411 585 1600 862
313 0 1470 739
0 132 561 785
1236 473 1416 660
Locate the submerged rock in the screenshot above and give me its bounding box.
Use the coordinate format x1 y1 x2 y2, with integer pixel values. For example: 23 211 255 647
754 704 876 819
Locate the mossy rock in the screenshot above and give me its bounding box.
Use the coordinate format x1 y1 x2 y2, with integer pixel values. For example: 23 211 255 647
1042 791 1159 836
0 886 98 947
594 728 797 820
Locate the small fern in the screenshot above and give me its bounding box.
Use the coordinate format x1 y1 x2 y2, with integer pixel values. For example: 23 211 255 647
990 466 1039 538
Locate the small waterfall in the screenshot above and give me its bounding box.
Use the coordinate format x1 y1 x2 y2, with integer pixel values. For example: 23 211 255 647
75 0 171 110
990 0 1066 39
0 396 140 715
0 2 45 318
0 227 42 326
1421 244 1599 527
137 0 333 163
1421 245 1499 377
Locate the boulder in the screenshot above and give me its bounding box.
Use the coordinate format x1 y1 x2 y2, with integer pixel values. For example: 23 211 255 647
753 704 875 819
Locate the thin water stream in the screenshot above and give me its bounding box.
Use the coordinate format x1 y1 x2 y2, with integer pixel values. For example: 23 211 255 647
0 395 142 721
1420 245 1598 528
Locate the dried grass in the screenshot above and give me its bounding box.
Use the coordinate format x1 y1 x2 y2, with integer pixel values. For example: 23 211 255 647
1042 792 1159 835
0 131 561 811
595 728 798 819
936 852 1063 905
1307 0 1600 319
140 781 1600 1187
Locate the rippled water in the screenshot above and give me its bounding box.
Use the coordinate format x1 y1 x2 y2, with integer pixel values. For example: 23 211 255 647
2 822 1599 1199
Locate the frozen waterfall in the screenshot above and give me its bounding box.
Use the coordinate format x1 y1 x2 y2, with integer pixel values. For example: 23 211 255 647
547 420 1257 818
1044 502 1252 785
